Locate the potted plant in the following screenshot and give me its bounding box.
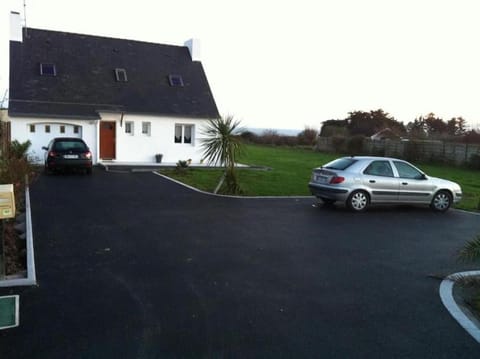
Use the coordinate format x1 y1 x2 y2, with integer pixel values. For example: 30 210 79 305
155 154 163 163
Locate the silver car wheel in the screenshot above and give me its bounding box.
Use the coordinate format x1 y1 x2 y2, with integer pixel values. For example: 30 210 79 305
431 191 451 212
348 190 369 212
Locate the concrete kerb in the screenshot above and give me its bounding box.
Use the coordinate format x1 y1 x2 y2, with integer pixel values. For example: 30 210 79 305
0 185 37 288
440 271 480 344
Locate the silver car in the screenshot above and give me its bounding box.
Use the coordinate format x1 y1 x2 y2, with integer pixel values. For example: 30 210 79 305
308 156 462 212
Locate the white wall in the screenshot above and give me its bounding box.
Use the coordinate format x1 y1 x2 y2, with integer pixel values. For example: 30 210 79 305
99 112 208 163
10 117 98 164
10 113 210 164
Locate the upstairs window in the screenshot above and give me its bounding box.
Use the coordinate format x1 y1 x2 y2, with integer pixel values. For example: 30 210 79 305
168 74 184 87
115 68 128 82
40 63 56 76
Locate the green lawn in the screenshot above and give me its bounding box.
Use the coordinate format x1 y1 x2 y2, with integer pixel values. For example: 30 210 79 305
159 144 480 211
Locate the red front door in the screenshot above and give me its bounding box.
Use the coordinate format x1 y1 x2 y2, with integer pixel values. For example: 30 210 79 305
100 121 116 159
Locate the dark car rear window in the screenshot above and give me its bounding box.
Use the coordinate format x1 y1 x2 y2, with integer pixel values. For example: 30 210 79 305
53 140 87 152
323 158 357 170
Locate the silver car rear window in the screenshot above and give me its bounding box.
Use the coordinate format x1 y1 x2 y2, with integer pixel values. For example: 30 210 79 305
323 158 357 170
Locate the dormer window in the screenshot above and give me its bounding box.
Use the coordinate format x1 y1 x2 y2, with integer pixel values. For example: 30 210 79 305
40 63 56 76
115 68 128 82
168 74 184 87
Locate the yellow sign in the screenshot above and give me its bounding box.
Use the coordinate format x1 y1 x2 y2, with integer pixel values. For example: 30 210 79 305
0 184 15 219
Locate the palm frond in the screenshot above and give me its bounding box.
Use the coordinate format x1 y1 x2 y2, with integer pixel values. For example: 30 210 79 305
458 235 480 263
201 116 244 167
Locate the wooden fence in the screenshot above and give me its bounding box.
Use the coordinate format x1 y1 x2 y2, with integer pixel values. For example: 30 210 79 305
315 137 480 166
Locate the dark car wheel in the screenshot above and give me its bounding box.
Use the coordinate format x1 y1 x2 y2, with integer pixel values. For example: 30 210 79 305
430 190 452 212
347 190 369 212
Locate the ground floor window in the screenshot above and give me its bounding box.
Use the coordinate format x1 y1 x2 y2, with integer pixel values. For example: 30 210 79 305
60 125 65 134
174 124 193 144
125 121 134 135
74 126 80 134
29 124 35 133
45 125 50 133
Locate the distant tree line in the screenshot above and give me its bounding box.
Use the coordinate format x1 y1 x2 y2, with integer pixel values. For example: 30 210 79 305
320 109 480 143
240 127 319 147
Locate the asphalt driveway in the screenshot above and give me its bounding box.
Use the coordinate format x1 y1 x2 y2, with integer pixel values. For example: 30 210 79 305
1 169 480 358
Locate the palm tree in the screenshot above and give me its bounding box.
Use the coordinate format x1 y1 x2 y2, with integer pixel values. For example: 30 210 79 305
201 116 243 194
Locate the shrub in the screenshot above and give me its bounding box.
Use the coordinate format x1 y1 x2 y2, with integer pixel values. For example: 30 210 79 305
297 127 318 146
8 140 31 159
0 140 35 211
175 159 191 173
239 131 258 143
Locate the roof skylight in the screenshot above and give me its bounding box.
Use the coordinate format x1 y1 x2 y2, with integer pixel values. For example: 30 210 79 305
168 74 184 87
40 63 56 76
115 68 128 82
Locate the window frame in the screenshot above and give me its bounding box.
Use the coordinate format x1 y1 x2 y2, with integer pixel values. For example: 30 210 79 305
363 160 394 177
29 124 35 133
141 122 151 136
125 121 134 135
393 161 424 179
45 125 51 133
174 124 194 144
40 63 57 76
115 68 128 82
168 74 184 87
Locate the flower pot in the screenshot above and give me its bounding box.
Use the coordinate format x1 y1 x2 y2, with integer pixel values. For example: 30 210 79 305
155 154 163 163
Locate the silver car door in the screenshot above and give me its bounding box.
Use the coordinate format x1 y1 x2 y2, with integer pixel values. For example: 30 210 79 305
393 160 435 203
362 160 399 203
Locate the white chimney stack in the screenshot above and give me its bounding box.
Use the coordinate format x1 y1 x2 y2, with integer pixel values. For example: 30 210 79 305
184 38 201 62
10 11 23 42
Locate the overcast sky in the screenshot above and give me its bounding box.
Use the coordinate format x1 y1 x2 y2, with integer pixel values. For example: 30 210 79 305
1 0 480 131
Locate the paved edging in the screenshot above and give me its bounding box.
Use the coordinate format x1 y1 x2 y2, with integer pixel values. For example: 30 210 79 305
439 270 480 343
0 185 37 287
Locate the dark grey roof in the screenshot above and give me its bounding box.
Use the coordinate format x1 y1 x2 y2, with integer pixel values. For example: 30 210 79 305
8 28 220 119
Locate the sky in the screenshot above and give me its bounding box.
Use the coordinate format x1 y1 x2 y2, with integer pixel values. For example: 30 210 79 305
1 0 480 131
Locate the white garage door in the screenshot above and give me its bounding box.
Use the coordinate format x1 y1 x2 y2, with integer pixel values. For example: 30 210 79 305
27 123 83 163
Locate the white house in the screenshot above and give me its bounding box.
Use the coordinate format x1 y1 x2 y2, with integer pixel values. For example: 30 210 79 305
8 12 220 165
